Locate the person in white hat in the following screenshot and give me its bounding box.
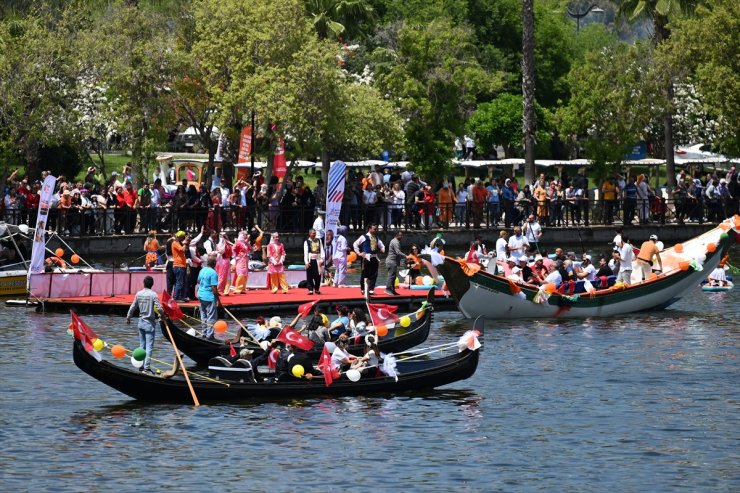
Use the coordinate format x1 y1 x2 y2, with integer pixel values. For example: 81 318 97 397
576 254 597 281
636 234 662 281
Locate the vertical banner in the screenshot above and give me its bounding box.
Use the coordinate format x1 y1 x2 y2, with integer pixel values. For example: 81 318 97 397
237 126 252 163
273 137 287 179
28 175 57 276
325 160 346 240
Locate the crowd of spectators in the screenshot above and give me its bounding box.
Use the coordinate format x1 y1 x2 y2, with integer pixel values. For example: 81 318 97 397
1 162 737 237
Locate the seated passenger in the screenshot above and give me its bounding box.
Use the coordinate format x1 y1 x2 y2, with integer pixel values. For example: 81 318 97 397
544 263 562 285
331 336 358 372
595 256 613 278
349 308 369 338
329 305 350 339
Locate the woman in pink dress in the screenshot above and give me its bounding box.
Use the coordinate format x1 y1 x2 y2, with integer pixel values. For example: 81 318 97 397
232 231 251 294
216 232 233 295
267 232 289 294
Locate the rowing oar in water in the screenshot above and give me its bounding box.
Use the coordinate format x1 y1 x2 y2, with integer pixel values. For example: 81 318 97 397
156 308 200 407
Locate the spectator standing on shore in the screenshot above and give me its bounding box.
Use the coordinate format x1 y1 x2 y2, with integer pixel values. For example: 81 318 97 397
623 176 638 225
502 178 516 227
601 177 618 224
126 275 162 374
572 167 589 226
471 179 488 228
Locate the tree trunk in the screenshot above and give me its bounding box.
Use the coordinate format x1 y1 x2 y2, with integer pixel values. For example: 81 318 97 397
521 0 537 185
654 13 676 190
24 139 42 182
321 150 330 184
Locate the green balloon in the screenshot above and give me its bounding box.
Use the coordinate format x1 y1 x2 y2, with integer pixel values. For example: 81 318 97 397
132 347 147 361
720 232 729 241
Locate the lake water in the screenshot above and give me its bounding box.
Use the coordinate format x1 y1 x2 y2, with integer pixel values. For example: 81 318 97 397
1 255 738 492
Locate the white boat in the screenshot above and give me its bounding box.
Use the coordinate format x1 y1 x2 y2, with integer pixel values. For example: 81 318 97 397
433 218 738 319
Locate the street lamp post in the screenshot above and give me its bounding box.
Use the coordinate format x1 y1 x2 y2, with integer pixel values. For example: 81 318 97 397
567 3 604 32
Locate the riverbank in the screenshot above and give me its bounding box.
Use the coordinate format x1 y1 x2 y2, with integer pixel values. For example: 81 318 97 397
42 223 718 257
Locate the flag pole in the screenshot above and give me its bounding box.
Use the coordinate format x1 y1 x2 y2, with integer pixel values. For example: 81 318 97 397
158 310 200 407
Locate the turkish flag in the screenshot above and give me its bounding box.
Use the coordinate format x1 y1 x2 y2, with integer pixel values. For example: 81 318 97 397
367 303 400 327
317 345 335 387
276 326 314 351
268 348 281 369
272 124 287 179
297 300 319 318
229 342 237 358
70 311 98 351
160 291 184 320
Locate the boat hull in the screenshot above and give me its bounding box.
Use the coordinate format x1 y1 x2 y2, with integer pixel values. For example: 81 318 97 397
435 223 735 319
0 271 27 296
72 340 479 402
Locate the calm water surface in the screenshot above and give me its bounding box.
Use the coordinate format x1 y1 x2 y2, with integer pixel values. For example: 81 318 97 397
1 269 738 491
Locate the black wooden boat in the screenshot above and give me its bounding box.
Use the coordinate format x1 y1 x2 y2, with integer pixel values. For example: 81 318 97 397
160 288 436 366
72 323 482 402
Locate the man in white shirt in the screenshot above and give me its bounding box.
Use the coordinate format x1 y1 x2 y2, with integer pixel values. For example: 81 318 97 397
507 226 529 262
312 211 325 240
522 214 542 253
612 227 623 248
576 254 597 281
617 235 634 285
544 264 562 285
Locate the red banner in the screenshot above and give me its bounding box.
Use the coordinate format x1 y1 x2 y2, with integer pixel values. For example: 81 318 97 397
273 137 287 178
238 126 252 164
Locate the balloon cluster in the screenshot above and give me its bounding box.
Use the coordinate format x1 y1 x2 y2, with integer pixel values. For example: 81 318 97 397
131 347 146 369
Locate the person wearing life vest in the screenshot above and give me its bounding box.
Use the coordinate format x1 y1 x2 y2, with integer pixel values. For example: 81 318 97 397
304 228 325 295
352 224 385 296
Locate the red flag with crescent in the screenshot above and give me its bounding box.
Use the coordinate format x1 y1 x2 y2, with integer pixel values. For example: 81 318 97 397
317 345 335 387
367 303 400 327
297 300 319 318
276 326 314 351
268 348 281 369
160 291 184 320
70 311 98 351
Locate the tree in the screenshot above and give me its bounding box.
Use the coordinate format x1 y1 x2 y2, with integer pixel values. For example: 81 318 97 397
556 42 667 178
80 3 177 185
521 0 537 184
371 19 503 180
0 9 82 180
660 0 739 155
305 0 374 40
467 93 550 158
618 0 700 188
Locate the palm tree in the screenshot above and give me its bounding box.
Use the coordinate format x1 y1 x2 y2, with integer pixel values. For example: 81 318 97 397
522 0 536 185
305 0 373 40
618 0 698 189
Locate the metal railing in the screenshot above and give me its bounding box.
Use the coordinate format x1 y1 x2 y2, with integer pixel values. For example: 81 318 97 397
1 196 736 236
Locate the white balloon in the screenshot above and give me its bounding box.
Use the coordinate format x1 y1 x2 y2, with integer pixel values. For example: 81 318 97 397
18 224 29 234
655 241 664 251
346 369 361 382
131 356 144 369
260 341 270 351
186 328 197 336
422 275 433 286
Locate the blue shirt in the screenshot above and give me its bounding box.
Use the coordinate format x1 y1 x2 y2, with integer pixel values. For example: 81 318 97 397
197 266 219 302
330 316 350 337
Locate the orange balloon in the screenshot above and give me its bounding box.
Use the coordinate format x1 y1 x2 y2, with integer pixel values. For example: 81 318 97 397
544 283 556 294
68 322 75 330
213 320 228 333
347 251 357 263
376 325 388 337
674 243 683 253
55 248 64 257
719 223 730 231
71 254 81 264
111 344 126 358
706 243 717 253
415 276 424 285
416 309 425 320
679 261 690 271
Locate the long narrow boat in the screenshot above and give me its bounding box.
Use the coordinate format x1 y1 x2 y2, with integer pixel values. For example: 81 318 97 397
435 219 738 319
72 328 481 403
161 288 436 366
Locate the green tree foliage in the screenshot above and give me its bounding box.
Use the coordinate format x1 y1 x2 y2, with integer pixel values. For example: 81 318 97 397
371 19 503 179
660 0 739 155
556 42 666 178
305 0 375 40
467 93 550 158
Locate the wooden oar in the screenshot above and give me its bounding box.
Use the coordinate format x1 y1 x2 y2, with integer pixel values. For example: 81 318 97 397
157 310 200 407
222 306 264 346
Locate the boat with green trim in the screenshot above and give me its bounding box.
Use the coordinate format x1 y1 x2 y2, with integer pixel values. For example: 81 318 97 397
434 219 738 319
